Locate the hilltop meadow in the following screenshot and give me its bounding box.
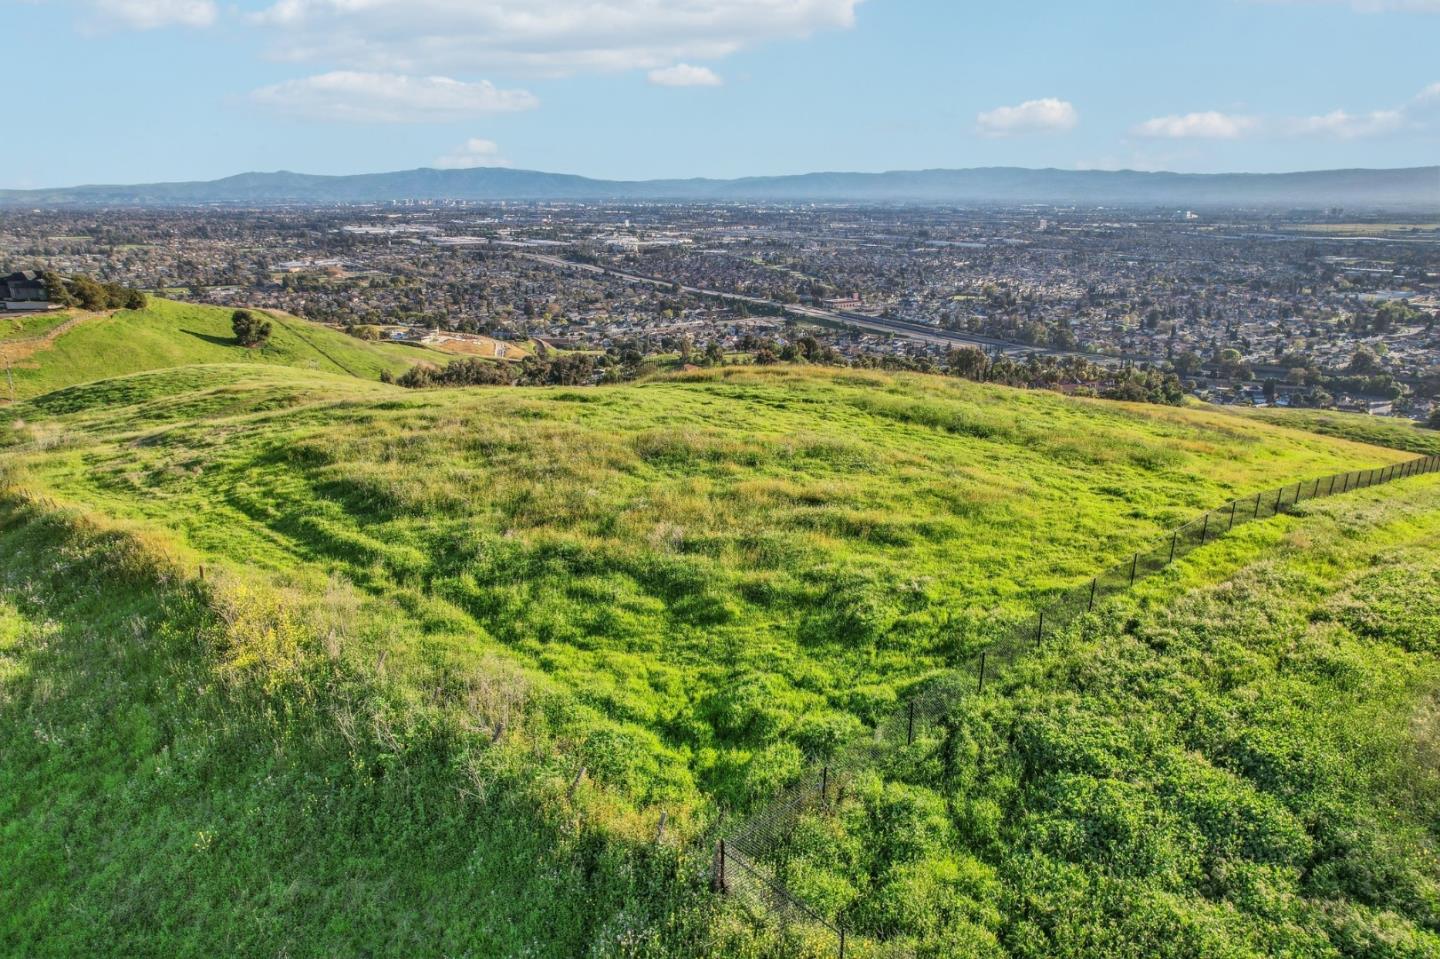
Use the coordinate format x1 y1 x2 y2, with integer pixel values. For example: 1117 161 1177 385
1 300 1438 957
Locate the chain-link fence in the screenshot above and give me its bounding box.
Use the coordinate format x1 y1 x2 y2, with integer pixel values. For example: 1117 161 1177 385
715 454 1440 955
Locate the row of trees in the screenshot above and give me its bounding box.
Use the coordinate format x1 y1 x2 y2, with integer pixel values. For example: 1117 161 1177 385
386 353 610 389
386 340 1185 407
43 272 147 312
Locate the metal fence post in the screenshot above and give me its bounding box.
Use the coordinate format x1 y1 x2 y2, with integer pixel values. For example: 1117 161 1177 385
1200 512 1210 545
1087 577 1097 612
1327 474 1336 496
1274 488 1283 513
1253 492 1262 517
977 651 987 692
1036 610 1045 643
820 765 829 802
907 699 916 745
1169 530 1178 563
1129 552 1138 585
1228 500 1237 531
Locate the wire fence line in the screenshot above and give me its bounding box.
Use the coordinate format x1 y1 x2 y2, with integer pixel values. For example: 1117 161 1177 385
714 453 1440 956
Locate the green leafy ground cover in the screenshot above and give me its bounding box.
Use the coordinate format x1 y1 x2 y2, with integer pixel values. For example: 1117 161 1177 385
1 349 1437 957
760 477 1440 957
0 299 446 399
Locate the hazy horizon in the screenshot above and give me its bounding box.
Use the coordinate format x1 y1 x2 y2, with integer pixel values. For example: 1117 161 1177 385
10 161 1440 195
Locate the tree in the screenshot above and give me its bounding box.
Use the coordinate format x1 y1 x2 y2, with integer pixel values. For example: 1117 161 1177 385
232 309 272 348
41 271 75 308
70 275 108 311
1171 351 1204 377
946 346 990 382
1346 347 1380 377
1428 408 1440 431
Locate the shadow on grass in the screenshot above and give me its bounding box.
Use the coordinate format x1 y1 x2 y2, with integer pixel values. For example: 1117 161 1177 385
179 328 240 348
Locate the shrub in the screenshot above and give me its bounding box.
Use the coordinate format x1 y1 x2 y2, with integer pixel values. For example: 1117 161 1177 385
231 309 273 348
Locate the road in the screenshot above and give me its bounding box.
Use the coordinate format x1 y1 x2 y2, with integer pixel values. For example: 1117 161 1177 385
519 252 1136 364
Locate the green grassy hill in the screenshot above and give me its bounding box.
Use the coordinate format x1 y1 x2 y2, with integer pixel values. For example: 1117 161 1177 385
0 299 449 400
2 349 1438 957
1233 405 1440 456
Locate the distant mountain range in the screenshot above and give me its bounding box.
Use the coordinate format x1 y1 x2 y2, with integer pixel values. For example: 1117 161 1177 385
2 165 1436 210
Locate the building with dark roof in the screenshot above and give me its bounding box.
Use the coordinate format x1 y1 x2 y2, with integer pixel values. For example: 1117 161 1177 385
3 271 49 310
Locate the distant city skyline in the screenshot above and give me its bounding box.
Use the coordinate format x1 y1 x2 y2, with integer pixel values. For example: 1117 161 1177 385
8 0 1440 189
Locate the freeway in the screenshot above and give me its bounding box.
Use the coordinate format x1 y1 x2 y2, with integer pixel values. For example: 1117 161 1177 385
520 252 1134 364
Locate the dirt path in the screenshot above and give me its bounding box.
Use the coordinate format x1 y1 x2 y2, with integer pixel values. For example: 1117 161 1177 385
0 311 107 364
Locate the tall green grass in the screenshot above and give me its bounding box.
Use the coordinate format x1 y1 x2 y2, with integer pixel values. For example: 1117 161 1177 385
3 355 1438 956
0 363 1416 814
0 494 752 958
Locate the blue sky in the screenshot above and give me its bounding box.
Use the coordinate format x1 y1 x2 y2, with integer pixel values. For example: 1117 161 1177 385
6 0 1439 188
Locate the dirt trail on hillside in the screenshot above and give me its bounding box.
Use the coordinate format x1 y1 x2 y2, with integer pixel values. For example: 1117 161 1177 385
0 311 107 365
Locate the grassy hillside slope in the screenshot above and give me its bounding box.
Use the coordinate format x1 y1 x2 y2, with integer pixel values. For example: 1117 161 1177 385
0 299 447 399
0 364 1416 806
0 309 77 343
1233 405 1440 456
2 354 1438 957
758 476 1440 957
0 497 726 958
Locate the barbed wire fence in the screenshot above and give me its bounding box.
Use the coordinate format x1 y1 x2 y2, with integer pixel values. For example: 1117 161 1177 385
714 454 1440 956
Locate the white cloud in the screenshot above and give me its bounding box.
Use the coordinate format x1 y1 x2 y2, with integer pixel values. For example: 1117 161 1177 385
976 98 1078 138
648 64 723 87
1281 108 1405 138
1413 82 1440 104
1136 84 1438 140
434 138 510 168
1133 111 1260 140
249 71 538 123
250 0 863 76
87 0 216 28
